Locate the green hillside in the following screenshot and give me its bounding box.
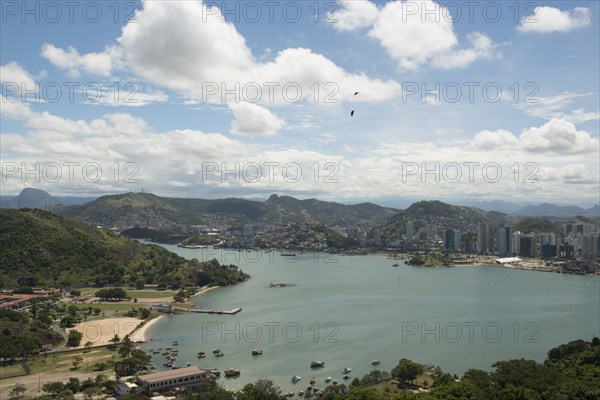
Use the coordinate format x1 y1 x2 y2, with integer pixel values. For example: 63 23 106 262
59 192 399 229
0 209 248 288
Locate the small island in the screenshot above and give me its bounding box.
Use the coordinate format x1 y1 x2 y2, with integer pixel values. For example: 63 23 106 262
269 283 296 288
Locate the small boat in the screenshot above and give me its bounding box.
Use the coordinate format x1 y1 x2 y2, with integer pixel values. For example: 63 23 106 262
197 351 206 358
163 361 173 367
214 351 224 357
212 349 221 354
310 378 316 385
343 375 350 380
371 359 381 365
392 263 399 267
225 368 240 377
332 380 338 385
252 349 263 355
291 375 301 383
281 253 297 256
324 377 332 383
173 341 179 345
343 367 351 374
310 360 325 368
298 390 305 396
152 351 160 354
206 368 220 377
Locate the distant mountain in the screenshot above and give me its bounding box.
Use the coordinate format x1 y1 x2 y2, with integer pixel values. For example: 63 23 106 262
515 203 600 217
0 208 248 289
59 192 400 230
0 188 95 209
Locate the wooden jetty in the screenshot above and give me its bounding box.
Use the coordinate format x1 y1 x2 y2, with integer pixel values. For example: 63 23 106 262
174 307 242 315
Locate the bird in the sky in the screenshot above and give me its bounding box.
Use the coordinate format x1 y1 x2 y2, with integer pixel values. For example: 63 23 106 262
350 110 355 117
354 92 359 95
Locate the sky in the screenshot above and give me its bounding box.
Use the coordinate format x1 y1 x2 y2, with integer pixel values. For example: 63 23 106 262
1 0 599 207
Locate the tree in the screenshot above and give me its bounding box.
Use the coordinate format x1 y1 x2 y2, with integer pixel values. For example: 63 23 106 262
70 289 81 297
84 341 93 352
119 336 134 357
72 355 83 370
173 289 186 303
42 381 65 396
95 288 127 301
110 334 121 345
65 377 80 393
67 330 83 347
140 308 151 319
237 379 284 400
391 358 424 385
9 383 26 399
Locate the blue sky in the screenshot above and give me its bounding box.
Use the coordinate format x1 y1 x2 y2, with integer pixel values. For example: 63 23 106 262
1 0 599 207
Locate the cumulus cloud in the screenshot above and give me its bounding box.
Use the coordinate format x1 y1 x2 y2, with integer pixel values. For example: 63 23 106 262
330 0 500 70
41 0 399 105
41 44 113 77
518 6 591 33
520 118 598 154
229 102 285 137
469 129 520 150
331 0 379 31
0 62 37 93
470 119 599 155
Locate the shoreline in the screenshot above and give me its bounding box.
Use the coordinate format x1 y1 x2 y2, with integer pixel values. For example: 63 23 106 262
191 285 221 298
131 315 164 342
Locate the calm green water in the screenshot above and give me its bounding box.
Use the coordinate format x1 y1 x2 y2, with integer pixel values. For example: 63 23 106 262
140 243 599 392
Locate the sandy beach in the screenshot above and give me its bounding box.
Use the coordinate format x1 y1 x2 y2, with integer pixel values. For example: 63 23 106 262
70 316 162 347
131 315 163 342
191 285 221 297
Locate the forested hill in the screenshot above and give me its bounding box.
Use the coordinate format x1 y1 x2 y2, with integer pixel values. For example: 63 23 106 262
0 209 248 289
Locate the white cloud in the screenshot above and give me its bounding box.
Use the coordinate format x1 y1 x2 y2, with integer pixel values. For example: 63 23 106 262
0 62 37 93
229 102 285 137
41 0 399 106
41 44 113 77
342 0 501 70
331 0 379 31
0 96 33 119
368 0 457 70
432 32 497 69
518 6 591 33
516 92 599 124
520 118 598 154
470 118 598 155
469 129 520 150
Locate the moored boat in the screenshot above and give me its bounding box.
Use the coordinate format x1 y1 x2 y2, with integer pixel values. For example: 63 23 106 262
291 375 301 383
224 368 240 377
310 360 325 368
371 359 380 365
343 367 351 374
252 349 263 355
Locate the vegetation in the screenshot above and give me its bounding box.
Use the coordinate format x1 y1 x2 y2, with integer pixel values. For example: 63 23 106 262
512 217 561 234
95 287 127 300
66 330 83 347
0 209 249 288
0 307 62 360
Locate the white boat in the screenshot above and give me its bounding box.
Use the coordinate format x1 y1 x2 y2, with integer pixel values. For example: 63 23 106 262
291 375 301 383
324 377 332 383
343 367 351 374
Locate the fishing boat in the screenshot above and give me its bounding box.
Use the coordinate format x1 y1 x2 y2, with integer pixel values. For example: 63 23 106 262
343 367 352 374
371 359 381 365
310 360 325 368
291 375 301 383
324 377 332 383
197 351 206 358
225 368 240 377
343 375 350 380
251 349 263 355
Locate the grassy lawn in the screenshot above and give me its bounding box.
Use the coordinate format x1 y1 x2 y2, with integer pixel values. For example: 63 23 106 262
125 290 176 299
79 287 175 298
28 349 116 375
70 303 145 312
0 363 27 379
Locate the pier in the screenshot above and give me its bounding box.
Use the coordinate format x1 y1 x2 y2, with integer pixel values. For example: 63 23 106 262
174 307 242 315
